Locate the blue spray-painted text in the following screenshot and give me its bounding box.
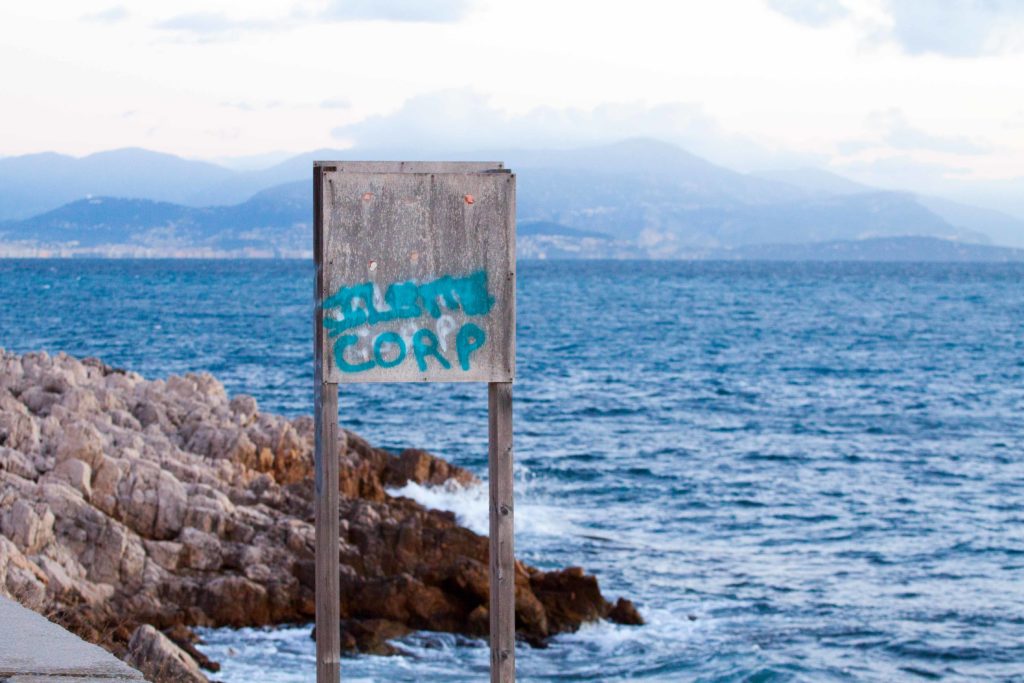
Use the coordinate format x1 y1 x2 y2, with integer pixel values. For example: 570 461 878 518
325 270 493 374
323 270 493 335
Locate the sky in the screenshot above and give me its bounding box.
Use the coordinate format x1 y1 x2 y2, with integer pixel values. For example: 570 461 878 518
2 0 1023 204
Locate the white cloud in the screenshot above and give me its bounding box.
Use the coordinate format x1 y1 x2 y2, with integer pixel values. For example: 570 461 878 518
764 0 1024 57
153 12 276 40
81 5 128 24
329 89 819 170
3 0 1023 191
317 0 471 23
320 99 351 110
155 0 473 40
765 0 848 27
867 109 990 155
221 100 286 112
883 0 1024 57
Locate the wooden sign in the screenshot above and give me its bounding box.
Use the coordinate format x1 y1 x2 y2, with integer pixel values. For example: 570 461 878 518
313 162 517 683
317 162 515 383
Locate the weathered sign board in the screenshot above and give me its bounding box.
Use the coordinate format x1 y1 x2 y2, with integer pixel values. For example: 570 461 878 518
313 162 517 683
318 163 515 383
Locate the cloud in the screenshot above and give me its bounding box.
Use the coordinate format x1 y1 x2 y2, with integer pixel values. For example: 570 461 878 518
883 0 1024 57
317 0 471 23
868 109 989 154
764 0 848 27
221 100 285 112
328 89 822 170
153 12 275 39
764 0 1024 56
331 89 721 151
156 12 233 34
155 1 473 39
81 5 129 24
320 98 351 110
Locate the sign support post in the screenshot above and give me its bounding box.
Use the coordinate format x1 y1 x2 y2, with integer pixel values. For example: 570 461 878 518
314 161 516 683
313 165 341 683
489 381 515 682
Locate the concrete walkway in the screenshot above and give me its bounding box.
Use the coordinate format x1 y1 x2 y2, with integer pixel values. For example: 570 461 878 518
0 595 146 682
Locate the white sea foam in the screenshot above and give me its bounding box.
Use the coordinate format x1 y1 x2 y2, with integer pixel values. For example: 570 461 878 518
385 478 578 539
199 604 708 683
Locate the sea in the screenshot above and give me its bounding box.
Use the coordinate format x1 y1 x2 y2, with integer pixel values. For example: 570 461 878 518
1 259 1023 682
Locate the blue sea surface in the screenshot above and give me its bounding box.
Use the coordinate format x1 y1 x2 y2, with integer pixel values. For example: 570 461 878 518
2 259 1023 682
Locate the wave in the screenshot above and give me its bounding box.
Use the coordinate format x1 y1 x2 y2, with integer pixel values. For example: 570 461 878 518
385 479 579 539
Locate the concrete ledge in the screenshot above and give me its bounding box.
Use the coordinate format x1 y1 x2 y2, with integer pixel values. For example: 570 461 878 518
2 677 141 682
0 595 146 682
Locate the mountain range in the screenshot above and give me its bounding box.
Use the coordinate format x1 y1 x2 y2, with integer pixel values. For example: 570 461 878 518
2 139 1023 259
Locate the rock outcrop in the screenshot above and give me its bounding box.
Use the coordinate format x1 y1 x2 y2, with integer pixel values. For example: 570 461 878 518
126 625 207 683
0 350 641 681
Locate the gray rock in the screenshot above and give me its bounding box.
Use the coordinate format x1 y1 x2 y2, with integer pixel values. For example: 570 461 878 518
126 624 207 683
0 391 40 453
49 457 92 498
180 528 222 571
0 348 632 682
54 421 104 470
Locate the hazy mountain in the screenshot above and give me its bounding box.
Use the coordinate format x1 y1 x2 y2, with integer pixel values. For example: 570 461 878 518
0 182 309 256
183 149 347 207
511 139 809 203
715 236 1024 262
1 138 1022 257
915 196 1024 249
516 182 979 247
0 139 809 219
758 166 1024 248
752 168 872 195
517 221 610 238
946 176 1024 223
516 221 637 260
0 148 235 221
0 188 1014 262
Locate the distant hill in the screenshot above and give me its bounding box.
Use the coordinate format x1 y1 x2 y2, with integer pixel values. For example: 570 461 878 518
1 191 1014 263
1 138 1023 257
752 168 872 196
714 236 1024 262
0 182 310 256
517 221 610 239
0 148 235 221
756 166 1024 248
515 221 642 260
914 195 1024 249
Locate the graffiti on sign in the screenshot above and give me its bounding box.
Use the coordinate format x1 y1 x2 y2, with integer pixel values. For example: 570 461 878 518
323 270 494 374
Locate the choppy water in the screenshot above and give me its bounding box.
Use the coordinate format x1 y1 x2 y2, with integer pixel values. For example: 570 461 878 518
2 259 1023 682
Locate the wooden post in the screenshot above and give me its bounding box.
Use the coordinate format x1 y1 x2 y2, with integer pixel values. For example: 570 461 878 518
314 166 341 683
314 382 340 682
314 161 515 682
489 381 515 683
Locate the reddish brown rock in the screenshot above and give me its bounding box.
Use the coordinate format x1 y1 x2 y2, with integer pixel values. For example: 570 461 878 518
0 350 641 683
608 597 645 626
529 566 608 629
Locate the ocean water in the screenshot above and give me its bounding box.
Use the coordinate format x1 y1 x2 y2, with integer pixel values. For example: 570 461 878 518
1 259 1023 682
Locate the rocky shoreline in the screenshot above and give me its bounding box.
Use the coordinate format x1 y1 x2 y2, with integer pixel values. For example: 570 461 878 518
0 350 640 682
